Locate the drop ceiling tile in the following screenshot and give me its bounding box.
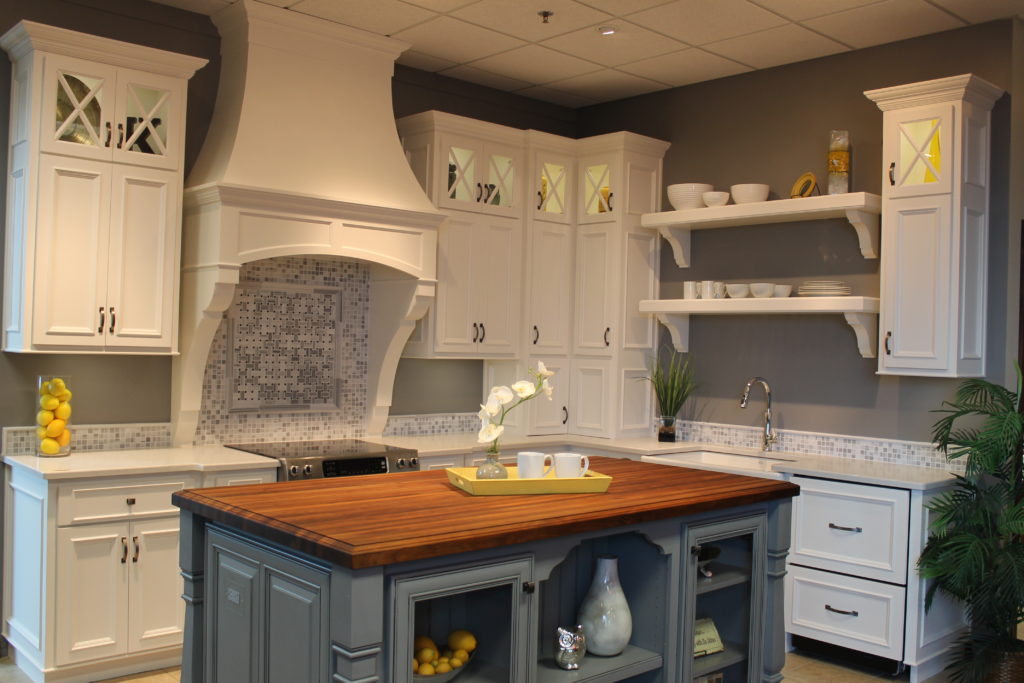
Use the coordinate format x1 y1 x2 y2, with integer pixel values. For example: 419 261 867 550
576 0 677 16
396 50 458 72
452 0 612 41
391 16 526 63
803 0 965 49
147 0 233 13
542 20 687 66
617 47 751 87
289 0 434 34
544 68 668 102
628 0 788 45
514 84 600 107
401 0 479 12
468 44 601 83
748 0 886 21
440 64 534 91
706 23 848 68
927 0 1024 23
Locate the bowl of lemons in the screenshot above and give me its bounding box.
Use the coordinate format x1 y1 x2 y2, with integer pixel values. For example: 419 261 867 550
413 629 477 680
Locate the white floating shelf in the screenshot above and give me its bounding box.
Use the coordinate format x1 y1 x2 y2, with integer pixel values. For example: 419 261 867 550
641 192 882 267
639 296 880 358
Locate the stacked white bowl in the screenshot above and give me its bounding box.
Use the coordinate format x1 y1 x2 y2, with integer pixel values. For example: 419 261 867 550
667 183 713 210
730 183 770 204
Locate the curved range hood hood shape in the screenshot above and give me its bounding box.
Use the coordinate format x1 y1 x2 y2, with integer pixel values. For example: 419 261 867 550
171 0 444 445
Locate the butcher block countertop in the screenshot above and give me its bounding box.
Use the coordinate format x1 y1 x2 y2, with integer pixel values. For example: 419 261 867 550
173 456 798 570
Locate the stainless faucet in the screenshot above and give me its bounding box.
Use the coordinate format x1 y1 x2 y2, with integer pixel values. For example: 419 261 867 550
740 377 777 452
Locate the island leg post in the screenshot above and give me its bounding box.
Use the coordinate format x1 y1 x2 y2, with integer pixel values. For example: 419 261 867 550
179 509 207 683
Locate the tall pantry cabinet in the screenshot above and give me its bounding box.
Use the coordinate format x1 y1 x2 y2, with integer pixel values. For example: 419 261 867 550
0 22 206 353
398 111 669 439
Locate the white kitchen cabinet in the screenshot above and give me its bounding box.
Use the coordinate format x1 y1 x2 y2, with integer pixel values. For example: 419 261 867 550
0 21 205 354
574 222 617 358
865 74 1002 377
524 356 613 438
530 144 573 224
578 154 617 224
526 220 574 357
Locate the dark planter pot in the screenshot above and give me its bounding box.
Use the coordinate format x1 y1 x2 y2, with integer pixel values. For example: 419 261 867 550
657 416 677 442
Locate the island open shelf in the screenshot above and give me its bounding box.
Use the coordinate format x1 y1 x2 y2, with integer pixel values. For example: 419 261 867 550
641 192 881 267
639 296 880 359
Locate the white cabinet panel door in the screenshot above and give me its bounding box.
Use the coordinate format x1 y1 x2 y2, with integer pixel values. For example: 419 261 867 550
526 221 572 356
474 216 522 355
527 357 570 435
128 517 184 653
434 215 477 354
568 358 612 438
574 225 614 357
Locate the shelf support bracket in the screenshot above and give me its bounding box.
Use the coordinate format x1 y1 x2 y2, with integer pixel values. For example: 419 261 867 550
659 227 691 268
845 209 879 259
843 312 877 358
654 313 689 352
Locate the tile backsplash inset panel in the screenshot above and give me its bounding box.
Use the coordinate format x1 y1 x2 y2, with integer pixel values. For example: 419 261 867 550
194 256 369 445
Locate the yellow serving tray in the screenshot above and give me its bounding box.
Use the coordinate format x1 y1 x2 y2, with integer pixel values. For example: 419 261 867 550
445 467 612 495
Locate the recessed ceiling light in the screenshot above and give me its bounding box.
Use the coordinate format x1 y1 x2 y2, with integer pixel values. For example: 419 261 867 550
598 26 616 36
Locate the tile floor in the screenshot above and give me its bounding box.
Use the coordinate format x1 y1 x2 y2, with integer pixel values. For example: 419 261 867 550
0 649 947 682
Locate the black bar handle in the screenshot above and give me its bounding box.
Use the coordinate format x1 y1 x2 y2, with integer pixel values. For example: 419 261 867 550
825 604 859 617
109 307 116 334
476 183 482 202
98 307 105 334
884 331 892 355
472 323 478 343
479 322 485 343
533 325 539 345
888 162 896 186
117 123 124 149
604 327 610 346
561 406 568 424
132 536 140 563
607 191 614 211
104 122 112 147
828 522 863 533
120 537 128 564
537 191 543 210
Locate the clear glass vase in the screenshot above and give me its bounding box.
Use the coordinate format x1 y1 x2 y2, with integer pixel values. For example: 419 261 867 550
475 453 508 479
36 375 72 457
657 416 677 442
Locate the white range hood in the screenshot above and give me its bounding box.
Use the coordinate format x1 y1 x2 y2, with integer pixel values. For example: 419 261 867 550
171 0 444 445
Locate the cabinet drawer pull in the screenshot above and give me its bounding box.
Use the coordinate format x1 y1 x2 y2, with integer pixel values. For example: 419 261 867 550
117 122 125 149
884 331 892 355
561 406 568 424
888 162 896 186
98 307 105 334
109 307 116 334
604 327 610 346
472 322 478 343
132 536 140 563
825 604 859 617
536 190 543 210
120 537 128 564
606 191 613 211
533 325 539 345
479 322 485 343
126 497 136 505
476 183 483 202
104 122 112 147
828 522 863 533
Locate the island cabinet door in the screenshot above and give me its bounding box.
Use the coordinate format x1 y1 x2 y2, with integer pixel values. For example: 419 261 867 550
205 527 331 683
389 555 534 682
680 514 767 683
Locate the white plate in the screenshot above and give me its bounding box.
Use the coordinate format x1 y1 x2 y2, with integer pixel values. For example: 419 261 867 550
798 291 852 297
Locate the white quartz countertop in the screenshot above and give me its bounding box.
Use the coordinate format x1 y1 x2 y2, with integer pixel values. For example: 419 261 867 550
2 445 279 479
379 433 956 490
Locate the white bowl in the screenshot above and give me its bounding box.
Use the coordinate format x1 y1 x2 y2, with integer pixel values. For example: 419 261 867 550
702 191 730 207
750 282 774 298
730 183 770 204
773 284 793 298
725 283 749 298
667 183 713 210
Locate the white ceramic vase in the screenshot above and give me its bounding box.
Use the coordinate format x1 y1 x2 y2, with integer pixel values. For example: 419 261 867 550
576 555 632 656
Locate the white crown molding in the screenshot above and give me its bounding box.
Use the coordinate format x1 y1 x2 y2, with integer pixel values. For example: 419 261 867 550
864 73 1004 111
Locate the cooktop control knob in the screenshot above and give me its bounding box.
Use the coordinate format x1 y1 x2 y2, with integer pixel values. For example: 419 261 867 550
396 457 407 469
410 457 419 467
303 464 313 476
289 465 300 477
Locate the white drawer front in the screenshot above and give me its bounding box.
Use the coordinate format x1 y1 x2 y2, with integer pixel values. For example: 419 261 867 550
786 565 906 660
57 474 198 526
791 476 909 583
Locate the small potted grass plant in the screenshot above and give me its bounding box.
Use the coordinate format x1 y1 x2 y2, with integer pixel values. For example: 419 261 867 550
642 348 695 442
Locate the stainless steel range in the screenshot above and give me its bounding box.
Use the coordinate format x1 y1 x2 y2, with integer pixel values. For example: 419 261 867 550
224 439 419 481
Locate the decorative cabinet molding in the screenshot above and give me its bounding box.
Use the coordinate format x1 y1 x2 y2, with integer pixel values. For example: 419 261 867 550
865 73 1003 377
0 21 206 354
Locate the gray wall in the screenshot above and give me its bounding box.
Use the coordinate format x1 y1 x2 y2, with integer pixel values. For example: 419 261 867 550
577 21 1017 442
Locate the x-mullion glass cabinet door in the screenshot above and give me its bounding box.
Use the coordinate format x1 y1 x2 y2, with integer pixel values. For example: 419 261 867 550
41 54 116 162
438 134 521 218
112 68 184 171
884 103 954 199
532 152 572 224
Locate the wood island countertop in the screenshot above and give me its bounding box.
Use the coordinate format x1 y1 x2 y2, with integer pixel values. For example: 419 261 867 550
172 456 799 569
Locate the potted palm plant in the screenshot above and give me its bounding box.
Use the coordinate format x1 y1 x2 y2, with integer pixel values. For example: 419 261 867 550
917 365 1024 682
642 348 695 442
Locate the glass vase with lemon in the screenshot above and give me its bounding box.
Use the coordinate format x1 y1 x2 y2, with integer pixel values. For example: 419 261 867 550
36 375 72 457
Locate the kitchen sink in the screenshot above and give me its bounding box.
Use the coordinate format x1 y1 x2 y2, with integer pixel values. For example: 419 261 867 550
641 450 797 479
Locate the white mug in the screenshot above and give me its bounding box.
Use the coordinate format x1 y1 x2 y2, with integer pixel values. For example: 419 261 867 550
683 281 700 300
517 451 553 479
553 452 590 478
700 280 716 299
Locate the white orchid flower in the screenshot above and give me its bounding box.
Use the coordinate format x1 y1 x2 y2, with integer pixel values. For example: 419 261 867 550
491 385 515 405
542 378 553 398
477 422 504 444
512 380 536 398
482 393 502 416
536 361 555 378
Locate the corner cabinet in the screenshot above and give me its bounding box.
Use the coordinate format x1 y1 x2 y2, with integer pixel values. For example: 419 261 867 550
865 74 1003 377
0 21 206 354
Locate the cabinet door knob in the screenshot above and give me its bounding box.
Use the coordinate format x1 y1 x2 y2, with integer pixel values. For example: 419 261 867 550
126 497 136 505
561 406 568 425
825 604 859 617
827 522 863 533
120 537 128 564
604 327 611 346
888 162 896 186
479 322 485 343
472 322 478 343
884 331 892 355
690 544 702 555
533 325 539 345
132 536 140 563
98 307 105 334
109 307 116 334
523 581 536 594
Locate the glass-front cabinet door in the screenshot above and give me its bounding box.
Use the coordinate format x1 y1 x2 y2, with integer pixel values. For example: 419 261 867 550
533 152 572 223
884 103 954 199
579 157 616 223
111 68 182 170
438 134 521 217
41 54 116 162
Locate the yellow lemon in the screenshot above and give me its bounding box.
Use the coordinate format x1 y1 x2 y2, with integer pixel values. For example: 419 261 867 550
414 635 438 653
448 630 477 653
55 402 71 420
50 378 66 391
36 410 54 427
449 657 463 668
36 426 48 439
434 663 452 674
412 658 419 673
45 419 66 438
417 662 435 676
40 394 59 411
415 648 437 665
453 649 469 662
55 389 72 402
39 438 60 455
57 429 71 447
